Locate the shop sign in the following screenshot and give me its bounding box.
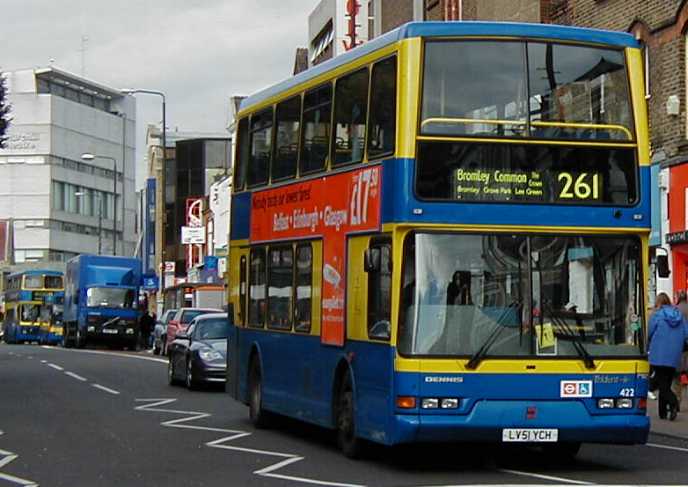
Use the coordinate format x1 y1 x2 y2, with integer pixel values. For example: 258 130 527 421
667 231 688 245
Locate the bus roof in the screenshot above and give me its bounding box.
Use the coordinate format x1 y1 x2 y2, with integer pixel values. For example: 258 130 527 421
8 269 63 278
240 21 638 113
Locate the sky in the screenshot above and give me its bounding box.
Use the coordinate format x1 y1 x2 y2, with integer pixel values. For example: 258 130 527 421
2 0 320 187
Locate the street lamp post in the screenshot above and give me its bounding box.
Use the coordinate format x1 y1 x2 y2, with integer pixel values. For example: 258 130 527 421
75 191 103 254
81 153 117 255
121 89 166 289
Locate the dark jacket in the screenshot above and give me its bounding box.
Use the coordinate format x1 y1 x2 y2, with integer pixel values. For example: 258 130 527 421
648 305 688 368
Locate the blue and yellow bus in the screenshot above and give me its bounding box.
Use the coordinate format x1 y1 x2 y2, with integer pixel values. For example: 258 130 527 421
3 270 64 345
226 22 650 457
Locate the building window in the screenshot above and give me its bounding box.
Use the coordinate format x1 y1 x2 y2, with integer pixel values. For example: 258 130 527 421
301 84 332 174
248 109 273 187
273 96 301 181
332 68 369 167
268 246 293 330
52 181 64 211
368 56 397 159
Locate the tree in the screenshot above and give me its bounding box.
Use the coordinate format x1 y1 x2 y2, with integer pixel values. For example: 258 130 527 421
0 70 10 149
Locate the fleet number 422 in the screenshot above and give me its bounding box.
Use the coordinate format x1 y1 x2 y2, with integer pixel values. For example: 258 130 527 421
557 172 600 200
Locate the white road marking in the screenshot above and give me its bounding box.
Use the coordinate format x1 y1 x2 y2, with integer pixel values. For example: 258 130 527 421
64 371 87 382
92 384 120 395
40 360 46 364
0 431 39 486
135 398 364 487
40 346 167 364
497 468 593 485
47 363 63 371
646 442 688 453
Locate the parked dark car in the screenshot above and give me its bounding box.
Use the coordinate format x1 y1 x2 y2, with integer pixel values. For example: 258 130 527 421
166 307 221 351
167 313 229 389
153 309 176 355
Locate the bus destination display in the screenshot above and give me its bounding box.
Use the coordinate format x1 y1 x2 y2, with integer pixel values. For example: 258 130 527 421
454 168 601 202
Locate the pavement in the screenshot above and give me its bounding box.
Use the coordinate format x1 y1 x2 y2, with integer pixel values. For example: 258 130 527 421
648 389 688 439
3 344 688 486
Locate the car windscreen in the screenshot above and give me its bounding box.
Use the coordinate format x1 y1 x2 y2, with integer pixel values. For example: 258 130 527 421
181 310 211 324
194 318 229 340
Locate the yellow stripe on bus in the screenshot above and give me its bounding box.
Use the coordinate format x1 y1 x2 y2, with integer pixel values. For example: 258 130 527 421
395 357 648 374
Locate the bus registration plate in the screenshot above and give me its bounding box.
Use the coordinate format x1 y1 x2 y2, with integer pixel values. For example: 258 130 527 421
502 428 558 442
102 329 118 334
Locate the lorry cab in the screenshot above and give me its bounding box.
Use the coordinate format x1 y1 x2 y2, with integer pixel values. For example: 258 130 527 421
63 255 142 349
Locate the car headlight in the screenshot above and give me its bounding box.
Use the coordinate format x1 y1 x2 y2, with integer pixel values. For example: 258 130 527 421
199 349 223 361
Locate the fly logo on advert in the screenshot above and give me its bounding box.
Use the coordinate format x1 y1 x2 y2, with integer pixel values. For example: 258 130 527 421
560 380 593 398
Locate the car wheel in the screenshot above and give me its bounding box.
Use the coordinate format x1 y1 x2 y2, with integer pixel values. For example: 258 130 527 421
185 359 197 390
248 358 271 428
336 372 363 458
168 357 179 386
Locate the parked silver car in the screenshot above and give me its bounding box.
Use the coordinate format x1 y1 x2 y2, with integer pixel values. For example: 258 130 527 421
153 309 177 355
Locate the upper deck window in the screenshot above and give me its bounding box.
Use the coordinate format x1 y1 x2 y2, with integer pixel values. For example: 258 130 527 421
421 40 634 141
24 275 42 289
248 108 273 187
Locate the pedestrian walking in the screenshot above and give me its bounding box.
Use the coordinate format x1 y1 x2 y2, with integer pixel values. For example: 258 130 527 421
672 291 688 410
139 310 155 350
648 292 688 420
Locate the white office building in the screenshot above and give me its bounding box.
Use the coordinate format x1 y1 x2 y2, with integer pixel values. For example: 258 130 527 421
0 67 136 266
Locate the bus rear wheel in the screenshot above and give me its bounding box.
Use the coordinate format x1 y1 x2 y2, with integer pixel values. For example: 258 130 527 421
248 359 271 428
336 372 362 458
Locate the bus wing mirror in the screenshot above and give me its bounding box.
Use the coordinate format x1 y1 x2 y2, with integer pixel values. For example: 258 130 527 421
364 248 381 273
656 255 671 278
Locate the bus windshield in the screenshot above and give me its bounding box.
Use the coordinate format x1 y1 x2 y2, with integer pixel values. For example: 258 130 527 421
20 304 51 323
86 287 136 309
421 40 633 140
398 232 643 358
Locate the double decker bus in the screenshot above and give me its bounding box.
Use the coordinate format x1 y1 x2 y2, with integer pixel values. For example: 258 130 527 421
3 270 64 344
227 22 650 457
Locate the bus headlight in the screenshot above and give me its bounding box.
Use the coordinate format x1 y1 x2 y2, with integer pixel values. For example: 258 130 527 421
616 398 633 409
421 398 439 409
597 398 615 409
441 398 459 409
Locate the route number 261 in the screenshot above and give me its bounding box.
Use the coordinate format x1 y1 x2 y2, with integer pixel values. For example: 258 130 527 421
557 172 600 200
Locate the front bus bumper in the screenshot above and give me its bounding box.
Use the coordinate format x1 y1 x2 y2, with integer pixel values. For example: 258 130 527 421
390 399 649 445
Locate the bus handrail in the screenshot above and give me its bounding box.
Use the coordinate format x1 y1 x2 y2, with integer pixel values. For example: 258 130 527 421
531 120 633 140
420 118 633 140
421 117 527 128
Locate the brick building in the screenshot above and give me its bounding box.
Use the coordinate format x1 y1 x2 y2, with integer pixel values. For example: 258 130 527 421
544 0 688 299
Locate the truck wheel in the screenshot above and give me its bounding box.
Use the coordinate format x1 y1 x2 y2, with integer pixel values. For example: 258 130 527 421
76 328 86 349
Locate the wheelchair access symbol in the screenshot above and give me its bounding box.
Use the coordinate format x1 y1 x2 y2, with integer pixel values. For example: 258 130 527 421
560 380 593 398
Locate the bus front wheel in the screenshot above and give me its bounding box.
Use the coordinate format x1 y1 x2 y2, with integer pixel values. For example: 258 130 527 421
248 359 271 428
336 372 362 458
